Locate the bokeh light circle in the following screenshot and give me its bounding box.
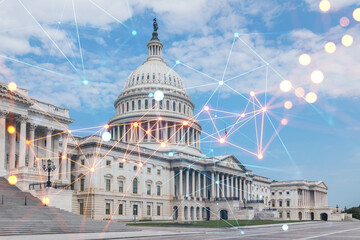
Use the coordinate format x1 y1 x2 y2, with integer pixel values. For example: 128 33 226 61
295 88 305 98
340 17 350 27
42 197 50 205
284 101 293 110
299 54 311 66
282 224 289 231
280 80 292 92
353 8 360 22
311 70 324 84
281 119 288 126
102 131 111 142
342 34 353 47
154 90 164 101
8 82 17 92
319 0 331 12
7 126 15 134
306 92 318 103
8 175 17 185
324 42 336 54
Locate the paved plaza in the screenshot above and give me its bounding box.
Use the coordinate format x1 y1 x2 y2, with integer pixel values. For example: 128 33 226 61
0 221 359 240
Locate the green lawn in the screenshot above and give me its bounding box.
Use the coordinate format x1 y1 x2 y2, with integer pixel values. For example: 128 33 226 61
128 220 303 228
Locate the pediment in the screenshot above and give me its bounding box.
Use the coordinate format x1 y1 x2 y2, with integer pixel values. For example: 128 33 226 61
216 154 248 172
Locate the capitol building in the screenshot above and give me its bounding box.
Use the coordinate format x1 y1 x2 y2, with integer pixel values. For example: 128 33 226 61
0 23 346 223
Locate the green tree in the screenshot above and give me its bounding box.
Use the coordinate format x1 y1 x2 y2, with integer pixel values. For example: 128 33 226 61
345 206 360 220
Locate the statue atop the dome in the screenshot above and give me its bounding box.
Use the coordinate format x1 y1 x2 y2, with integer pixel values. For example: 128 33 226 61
153 18 158 32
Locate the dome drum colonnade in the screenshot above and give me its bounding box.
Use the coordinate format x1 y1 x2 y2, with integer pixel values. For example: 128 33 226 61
108 25 201 152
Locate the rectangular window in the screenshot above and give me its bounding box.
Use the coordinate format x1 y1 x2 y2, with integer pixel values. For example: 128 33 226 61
287 212 290 218
118 204 123 215
279 192 282 195
132 101 135 110
106 179 111 191
81 159 85 165
119 180 123 193
79 202 84 215
287 201 290 207
157 185 161 196
80 178 85 191
157 169 161 175
105 203 110 215
106 160 111 166
279 212 282 218
147 167 151 174
147 205 151 216
272 202 275 207
133 205 138 216
119 162 124 169
157 206 161 216
272 192 275 195
138 100 141 110
279 201 282 207
147 184 151 195
286 191 290 195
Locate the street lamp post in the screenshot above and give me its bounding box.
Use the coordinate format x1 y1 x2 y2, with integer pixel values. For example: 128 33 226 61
268 201 271 210
336 204 339 213
43 159 56 188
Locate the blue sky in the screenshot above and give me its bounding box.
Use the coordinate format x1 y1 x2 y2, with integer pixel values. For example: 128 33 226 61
0 0 359 208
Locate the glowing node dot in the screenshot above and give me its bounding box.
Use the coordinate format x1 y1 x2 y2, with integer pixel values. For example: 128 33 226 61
250 91 255 97
219 138 225 144
42 197 50 205
132 30 137 36
262 107 267 112
146 130 150 134
280 80 292 92
234 32 239 37
214 114 218 118
240 231 245 235
241 113 245 118
210 149 214 152
7 126 15 134
306 92 318 103
299 54 311 66
138 162 143 167
219 81 224 86
160 142 166 147
342 34 353 47
182 121 189 126
340 17 350 27
168 152 174 157
158 117 162 120
68 130 72 134
8 82 17 92
133 122 139 127
102 131 111 142
311 70 324 84
282 224 289 231
148 93 154 97
154 90 164 101
319 0 331 12
90 168 95 172
295 88 305 98
26 140 30 145
204 106 210 111
324 42 336 54
62 155 66 160
122 158 126 162
104 124 110 129
176 60 180 64
83 80 89 85
8 175 17 185
58 21 61 25
353 8 360 22
284 101 293 110
281 118 288 126
245 172 249 175
259 195 263 199
258 154 263 160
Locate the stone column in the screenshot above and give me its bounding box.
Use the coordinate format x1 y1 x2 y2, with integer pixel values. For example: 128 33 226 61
211 171 215 199
229 175 233 198
28 124 36 168
61 133 68 182
191 170 195 196
46 128 53 159
8 122 16 170
18 117 27 168
179 168 183 198
165 121 168 142
234 177 237 198
139 123 143 142
197 171 200 198
216 173 219 198
0 111 8 175
201 174 205 198
170 168 175 196
155 122 159 142
221 173 225 198
185 169 189 197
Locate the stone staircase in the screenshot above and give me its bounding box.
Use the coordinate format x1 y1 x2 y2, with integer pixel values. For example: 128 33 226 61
0 177 132 235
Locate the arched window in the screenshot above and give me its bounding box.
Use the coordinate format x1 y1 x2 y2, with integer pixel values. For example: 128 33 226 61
136 75 139 81
132 101 135 111
142 75 144 80
152 99 155 109
153 74 155 80
147 74 149 80
178 103 181 113
164 74 166 80
166 100 170 110
169 76 171 81
126 102 129 112
133 178 138 194
183 105 186 114
173 101 176 111
122 103 124 113
132 77 135 83
159 100 163 109
145 99 148 109
138 100 141 110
